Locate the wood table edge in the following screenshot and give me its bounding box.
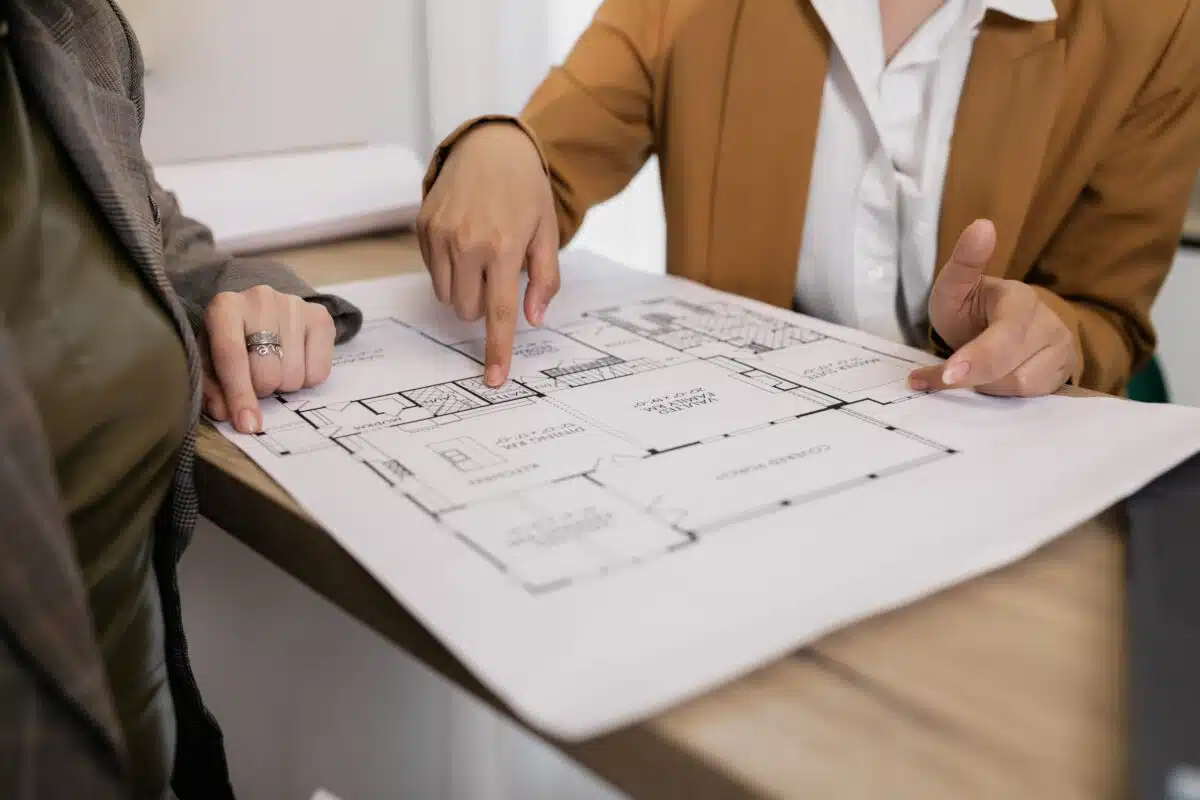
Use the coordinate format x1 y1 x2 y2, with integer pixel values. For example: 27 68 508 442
193 424 765 799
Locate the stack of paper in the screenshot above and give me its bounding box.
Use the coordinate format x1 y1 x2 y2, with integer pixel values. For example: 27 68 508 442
153 143 425 255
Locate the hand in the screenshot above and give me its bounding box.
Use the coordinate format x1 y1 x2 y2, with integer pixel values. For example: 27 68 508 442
417 122 561 387
201 285 337 433
908 219 1077 397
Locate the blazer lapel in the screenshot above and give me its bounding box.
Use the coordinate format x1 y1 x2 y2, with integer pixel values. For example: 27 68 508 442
7 1 165 280
936 14 1066 279
0 24 125 762
706 0 829 308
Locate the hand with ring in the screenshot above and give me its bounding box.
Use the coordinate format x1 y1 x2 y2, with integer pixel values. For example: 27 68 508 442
201 285 337 433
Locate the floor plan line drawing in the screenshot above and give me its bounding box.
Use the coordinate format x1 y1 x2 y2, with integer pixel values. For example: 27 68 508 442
251 298 958 594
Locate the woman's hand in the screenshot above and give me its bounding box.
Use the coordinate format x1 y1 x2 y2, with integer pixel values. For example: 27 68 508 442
201 285 337 432
417 122 561 387
908 220 1078 397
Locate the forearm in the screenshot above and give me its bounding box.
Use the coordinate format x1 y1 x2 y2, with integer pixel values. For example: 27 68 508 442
150 178 362 344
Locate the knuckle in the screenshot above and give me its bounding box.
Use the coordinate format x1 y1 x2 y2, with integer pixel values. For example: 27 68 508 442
452 296 477 321
428 216 452 243
246 284 278 306
490 233 517 260
250 372 278 398
306 362 332 387
1050 318 1073 344
1010 371 1034 396
1010 281 1036 303
206 291 240 320
490 302 515 326
452 226 477 255
313 306 336 335
279 370 305 394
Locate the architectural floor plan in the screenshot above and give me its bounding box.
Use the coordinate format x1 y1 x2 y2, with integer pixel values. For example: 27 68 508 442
219 258 1200 741
253 295 950 594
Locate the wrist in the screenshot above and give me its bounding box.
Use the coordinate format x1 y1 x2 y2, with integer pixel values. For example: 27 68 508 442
423 115 547 197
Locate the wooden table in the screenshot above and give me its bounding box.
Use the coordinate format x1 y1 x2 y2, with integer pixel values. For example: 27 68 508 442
195 233 1127 799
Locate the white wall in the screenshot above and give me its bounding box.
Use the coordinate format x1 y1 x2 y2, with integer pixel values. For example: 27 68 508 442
128 0 430 165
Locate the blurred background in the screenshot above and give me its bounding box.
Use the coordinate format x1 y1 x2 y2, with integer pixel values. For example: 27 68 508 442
123 1 1199 797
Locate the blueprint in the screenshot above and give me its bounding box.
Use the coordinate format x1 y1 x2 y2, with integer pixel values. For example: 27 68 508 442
217 251 1200 740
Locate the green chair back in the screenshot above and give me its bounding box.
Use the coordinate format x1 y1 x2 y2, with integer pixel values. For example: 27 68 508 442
1127 355 1170 404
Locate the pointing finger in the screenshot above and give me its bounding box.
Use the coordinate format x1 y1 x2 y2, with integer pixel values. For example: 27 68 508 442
205 293 261 433
484 247 524 387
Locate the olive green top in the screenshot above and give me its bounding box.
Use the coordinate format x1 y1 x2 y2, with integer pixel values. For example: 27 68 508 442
1 70 190 798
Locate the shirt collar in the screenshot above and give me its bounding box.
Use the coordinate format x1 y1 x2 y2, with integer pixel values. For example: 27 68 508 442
981 0 1058 23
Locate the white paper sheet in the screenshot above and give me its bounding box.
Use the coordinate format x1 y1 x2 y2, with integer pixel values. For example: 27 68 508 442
215 251 1200 741
154 144 423 255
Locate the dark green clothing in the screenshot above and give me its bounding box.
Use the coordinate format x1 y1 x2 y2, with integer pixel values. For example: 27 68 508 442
1 59 188 799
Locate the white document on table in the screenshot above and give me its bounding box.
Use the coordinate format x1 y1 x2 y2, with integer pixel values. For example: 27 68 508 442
215 251 1200 741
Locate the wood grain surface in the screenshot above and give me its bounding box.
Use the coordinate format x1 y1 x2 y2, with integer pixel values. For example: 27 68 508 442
194 233 1128 799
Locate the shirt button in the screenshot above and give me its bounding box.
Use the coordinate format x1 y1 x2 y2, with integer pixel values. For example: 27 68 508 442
866 264 886 281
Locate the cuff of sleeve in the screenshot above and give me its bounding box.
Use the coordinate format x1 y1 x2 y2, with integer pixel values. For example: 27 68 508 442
222 260 363 344
184 258 365 346
926 326 953 360
421 115 551 197
1029 286 1086 387
307 293 364 345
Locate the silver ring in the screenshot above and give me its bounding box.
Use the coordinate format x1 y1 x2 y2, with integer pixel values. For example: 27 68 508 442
246 330 282 358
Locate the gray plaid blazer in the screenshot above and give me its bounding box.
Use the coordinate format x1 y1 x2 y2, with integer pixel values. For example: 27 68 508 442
0 2 360 797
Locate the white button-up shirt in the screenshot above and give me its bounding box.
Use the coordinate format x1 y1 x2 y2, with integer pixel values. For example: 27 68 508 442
796 0 1058 344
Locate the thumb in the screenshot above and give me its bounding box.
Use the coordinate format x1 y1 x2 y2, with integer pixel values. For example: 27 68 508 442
523 215 561 327
201 372 229 421
928 219 997 348
931 218 996 317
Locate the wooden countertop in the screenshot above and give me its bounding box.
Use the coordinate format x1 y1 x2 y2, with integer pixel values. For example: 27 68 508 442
194 233 1127 799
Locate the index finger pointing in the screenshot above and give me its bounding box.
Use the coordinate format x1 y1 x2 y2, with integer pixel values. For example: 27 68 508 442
940 315 1033 389
483 250 523 387
205 294 261 433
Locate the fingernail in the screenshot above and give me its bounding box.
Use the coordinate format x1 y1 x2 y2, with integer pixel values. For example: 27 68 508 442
910 377 929 392
485 366 504 387
528 294 546 326
942 361 969 385
238 409 260 433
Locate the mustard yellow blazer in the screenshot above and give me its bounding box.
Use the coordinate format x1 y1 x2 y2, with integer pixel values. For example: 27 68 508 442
427 0 1200 394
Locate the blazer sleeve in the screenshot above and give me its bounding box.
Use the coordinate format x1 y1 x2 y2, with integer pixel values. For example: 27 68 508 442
148 168 363 346
422 0 666 245
1030 1 1200 394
